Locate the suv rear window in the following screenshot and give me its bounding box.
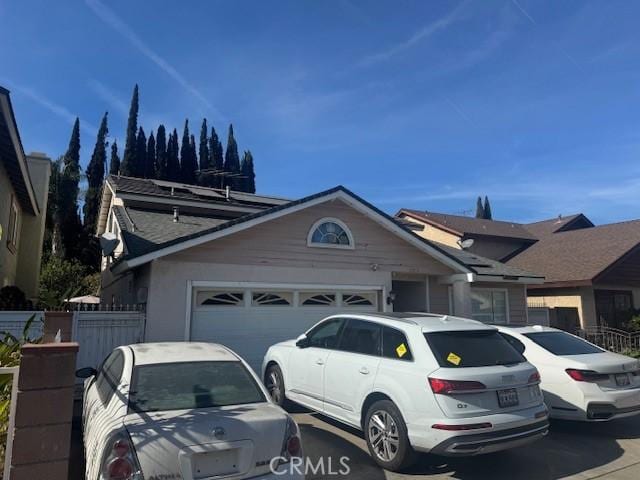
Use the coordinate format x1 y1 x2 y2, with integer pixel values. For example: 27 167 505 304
523 331 604 355
129 361 265 412
424 330 525 368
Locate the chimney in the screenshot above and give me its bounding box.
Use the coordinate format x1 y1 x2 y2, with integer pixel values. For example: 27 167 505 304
173 207 179 222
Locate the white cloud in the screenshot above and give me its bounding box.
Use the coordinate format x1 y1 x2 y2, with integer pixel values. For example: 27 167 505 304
85 0 225 121
357 1 468 67
3 80 97 135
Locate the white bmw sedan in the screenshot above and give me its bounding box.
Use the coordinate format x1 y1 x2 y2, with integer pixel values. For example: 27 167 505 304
498 326 640 421
77 342 303 480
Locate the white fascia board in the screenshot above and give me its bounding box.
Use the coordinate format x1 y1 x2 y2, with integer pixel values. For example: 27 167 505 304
119 189 471 274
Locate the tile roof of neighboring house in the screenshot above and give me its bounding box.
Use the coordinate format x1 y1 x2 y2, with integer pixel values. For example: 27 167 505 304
110 185 542 281
524 213 594 238
399 209 537 241
107 175 290 209
0 87 39 214
507 219 640 284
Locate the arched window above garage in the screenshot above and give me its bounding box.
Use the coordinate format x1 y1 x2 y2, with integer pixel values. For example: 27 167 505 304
307 218 354 249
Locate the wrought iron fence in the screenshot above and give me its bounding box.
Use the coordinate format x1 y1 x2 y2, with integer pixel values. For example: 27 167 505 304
578 327 640 353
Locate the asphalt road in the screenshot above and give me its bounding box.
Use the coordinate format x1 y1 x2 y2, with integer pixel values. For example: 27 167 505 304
293 410 640 480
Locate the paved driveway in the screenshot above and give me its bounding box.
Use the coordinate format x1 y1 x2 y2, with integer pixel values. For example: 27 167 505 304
293 410 640 480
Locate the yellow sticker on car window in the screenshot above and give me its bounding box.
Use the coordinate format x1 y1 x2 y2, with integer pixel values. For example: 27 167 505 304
396 343 408 358
447 352 461 365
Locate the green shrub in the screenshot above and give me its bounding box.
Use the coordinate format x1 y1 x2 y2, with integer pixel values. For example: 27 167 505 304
621 348 640 359
0 315 42 471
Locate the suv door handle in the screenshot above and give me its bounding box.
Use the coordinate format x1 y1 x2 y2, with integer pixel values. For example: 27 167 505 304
359 367 370 375
316 358 325 365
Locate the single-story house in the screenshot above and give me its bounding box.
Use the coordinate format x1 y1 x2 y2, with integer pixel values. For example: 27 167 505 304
97 176 542 370
0 86 51 301
397 209 640 331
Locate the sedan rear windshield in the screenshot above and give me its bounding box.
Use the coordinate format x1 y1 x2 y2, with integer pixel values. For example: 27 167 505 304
424 330 525 368
523 331 604 356
129 361 266 413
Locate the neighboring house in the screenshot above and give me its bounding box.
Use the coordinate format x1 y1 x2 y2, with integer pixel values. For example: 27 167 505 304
0 86 51 301
96 175 541 370
397 209 640 331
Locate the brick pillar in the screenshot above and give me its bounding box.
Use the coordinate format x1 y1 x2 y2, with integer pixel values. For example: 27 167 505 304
10 343 79 480
43 311 74 342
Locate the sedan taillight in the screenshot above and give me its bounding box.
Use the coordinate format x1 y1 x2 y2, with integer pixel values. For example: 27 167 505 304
528 371 541 384
279 416 302 464
565 369 609 382
428 377 486 395
101 432 142 480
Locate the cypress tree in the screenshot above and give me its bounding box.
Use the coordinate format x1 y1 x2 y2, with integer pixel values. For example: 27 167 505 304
199 119 210 177
208 126 224 188
223 124 241 190
109 140 120 175
166 129 180 181
180 120 197 184
240 150 256 193
155 125 167 180
121 84 139 177
60 118 82 259
135 127 147 178
483 196 493 220
475 196 485 219
84 112 108 233
146 132 156 179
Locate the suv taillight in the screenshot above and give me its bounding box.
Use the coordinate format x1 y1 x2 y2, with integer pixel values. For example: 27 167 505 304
278 416 302 464
566 369 609 382
428 377 486 395
101 432 142 480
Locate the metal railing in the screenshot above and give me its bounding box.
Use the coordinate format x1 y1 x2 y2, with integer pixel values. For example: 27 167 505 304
578 326 640 353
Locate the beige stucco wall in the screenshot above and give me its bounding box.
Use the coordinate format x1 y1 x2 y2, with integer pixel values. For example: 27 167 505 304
400 216 462 249
0 160 21 288
15 154 50 299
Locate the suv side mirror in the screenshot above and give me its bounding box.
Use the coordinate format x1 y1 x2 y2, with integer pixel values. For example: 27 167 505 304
295 334 310 349
76 367 97 379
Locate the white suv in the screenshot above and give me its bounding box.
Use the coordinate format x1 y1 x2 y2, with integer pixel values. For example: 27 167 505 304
262 313 549 471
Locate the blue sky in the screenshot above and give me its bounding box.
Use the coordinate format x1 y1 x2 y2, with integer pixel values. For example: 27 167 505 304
1 0 639 224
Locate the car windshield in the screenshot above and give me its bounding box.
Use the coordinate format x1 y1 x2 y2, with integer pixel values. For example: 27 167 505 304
129 361 266 413
523 331 604 356
424 330 525 368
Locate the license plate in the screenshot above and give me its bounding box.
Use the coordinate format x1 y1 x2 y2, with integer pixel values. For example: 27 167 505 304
615 374 630 387
192 449 239 479
497 388 519 408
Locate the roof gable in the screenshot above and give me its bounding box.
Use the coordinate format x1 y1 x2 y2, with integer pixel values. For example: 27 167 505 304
398 209 537 241
112 186 473 275
524 213 594 238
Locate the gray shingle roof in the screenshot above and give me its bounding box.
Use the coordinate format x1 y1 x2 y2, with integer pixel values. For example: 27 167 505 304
399 209 537 241
107 175 289 208
507 220 640 283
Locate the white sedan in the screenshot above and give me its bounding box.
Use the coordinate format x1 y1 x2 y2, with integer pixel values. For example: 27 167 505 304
77 342 303 480
497 326 640 421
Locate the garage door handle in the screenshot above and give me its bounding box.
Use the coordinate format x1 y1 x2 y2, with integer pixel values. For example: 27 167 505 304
316 359 325 365
359 367 370 375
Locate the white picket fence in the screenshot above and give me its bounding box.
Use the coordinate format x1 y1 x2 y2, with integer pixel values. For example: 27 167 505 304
72 310 146 370
0 309 145 371
0 311 44 340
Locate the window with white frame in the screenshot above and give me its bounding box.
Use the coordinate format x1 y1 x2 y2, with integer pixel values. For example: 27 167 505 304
471 289 508 324
251 292 293 306
197 291 245 306
307 218 354 249
7 197 19 252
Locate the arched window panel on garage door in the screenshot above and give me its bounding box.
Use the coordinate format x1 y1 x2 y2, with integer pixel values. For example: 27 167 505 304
300 293 337 307
251 292 293 306
341 292 377 308
197 291 245 307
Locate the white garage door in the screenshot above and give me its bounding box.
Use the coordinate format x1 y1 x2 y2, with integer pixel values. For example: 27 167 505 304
190 287 381 372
